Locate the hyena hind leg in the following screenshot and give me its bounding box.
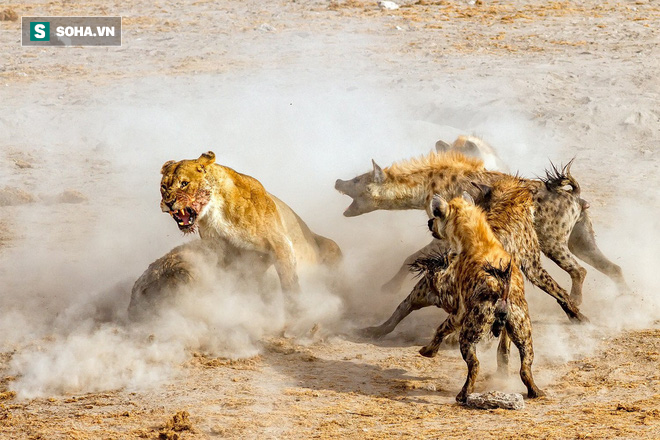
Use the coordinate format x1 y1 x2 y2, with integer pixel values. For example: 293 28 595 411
522 253 588 322
540 240 587 306
568 212 631 295
381 239 449 294
360 279 437 339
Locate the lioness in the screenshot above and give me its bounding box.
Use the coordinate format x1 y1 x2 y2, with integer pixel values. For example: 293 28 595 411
160 151 342 293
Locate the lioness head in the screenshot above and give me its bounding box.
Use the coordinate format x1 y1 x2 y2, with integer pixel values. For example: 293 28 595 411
160 151 215 234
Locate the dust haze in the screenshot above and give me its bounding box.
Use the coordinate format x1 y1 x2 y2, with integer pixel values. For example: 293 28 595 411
1 67 658 399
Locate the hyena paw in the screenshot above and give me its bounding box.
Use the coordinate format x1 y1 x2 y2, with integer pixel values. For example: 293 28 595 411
528 388 545 399
358 326 387 339
419 344 439 358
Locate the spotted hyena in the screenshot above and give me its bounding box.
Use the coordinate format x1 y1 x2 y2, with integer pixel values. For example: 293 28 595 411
335 151 629 307
410 194 543 402
361 173 587 338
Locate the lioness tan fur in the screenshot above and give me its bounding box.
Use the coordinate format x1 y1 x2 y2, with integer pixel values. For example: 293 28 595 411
160 151 341 293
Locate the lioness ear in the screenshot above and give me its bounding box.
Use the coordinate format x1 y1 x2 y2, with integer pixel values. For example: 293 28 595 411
372 159 386 184
462 191 475 205
430 194 448 219
161 160 175 175
435 140 451 152
197 151 216 171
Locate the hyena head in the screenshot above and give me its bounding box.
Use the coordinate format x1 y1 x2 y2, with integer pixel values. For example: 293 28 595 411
427 192 475 248
334 159 387 217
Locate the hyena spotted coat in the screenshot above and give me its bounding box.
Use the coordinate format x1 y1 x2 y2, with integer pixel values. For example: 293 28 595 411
414 194 543 402
335 151 629 307
361 174 587 339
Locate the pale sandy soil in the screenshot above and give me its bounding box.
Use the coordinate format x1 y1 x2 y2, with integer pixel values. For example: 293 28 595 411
1 1 659 439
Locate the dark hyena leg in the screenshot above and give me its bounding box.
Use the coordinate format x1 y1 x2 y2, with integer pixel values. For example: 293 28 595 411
361 277 437 338
506 306 544 398
456 337 480 403
419 312 462 358
568 212 631 294
496 329 511 376
381 239 448 294
521 250 588 322
539 238 587 306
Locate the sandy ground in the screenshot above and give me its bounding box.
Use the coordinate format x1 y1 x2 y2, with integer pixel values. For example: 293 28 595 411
1 0 660 439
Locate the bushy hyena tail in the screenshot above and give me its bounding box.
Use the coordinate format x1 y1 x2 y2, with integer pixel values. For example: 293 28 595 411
542 158 580 196
484 260 513 337
409 251 453 278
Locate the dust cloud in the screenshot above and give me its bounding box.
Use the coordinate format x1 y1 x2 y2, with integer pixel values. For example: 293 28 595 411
1 68 656 399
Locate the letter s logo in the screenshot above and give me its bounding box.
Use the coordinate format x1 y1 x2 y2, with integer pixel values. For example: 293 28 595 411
34 24 45 39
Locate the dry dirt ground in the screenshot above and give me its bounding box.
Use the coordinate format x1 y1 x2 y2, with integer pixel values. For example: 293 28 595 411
1 0 660 439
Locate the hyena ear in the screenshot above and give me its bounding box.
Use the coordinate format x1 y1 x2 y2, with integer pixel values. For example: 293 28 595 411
435 139 451 152
461 191 475 205
371 159 386 183
430 194 448 219
471 182 492 199
463 140 480 156
161 160 175 175
197 151 216 171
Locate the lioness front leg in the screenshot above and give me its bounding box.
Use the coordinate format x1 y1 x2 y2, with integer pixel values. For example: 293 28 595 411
269 234 300 293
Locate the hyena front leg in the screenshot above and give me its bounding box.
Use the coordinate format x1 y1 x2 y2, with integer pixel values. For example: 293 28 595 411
506 304 544 398
568 211 631 295
456 338 480 403
361 276 437 338
496 329 511 376
521 250 588 322
381 239 449 294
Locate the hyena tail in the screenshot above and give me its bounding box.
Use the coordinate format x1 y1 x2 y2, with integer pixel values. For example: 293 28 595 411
409 251 452 278
543 158 581 197
484 259 513 338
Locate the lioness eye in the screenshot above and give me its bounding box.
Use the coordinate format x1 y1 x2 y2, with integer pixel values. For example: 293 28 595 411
180 181 188 188
160 184 166 191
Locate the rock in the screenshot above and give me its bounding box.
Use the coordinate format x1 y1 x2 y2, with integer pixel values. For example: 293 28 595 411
0 186 36 207
257 23 276 32
56 190 88 204
13 159 32 169
378 1 400 10
465 391 525 410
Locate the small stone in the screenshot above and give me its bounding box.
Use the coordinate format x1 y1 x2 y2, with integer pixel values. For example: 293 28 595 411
257 23 276 32
465 391 525 410
378 1 400 10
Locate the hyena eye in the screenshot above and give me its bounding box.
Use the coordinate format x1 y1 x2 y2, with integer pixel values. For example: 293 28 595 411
180 181 189 188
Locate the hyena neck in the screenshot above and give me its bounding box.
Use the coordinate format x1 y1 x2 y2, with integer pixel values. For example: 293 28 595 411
450 207 502 257
374 178 428 210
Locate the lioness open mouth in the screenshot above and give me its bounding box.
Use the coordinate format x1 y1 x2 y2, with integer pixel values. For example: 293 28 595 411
170 207 197 232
